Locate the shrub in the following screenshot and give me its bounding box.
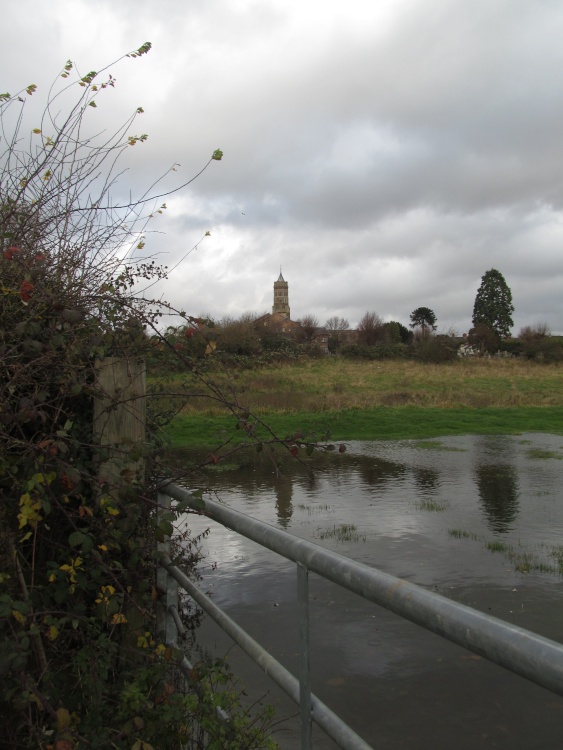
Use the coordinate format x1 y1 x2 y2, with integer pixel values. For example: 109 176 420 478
413 335 458 363
0 50 277 749
340 343 409 360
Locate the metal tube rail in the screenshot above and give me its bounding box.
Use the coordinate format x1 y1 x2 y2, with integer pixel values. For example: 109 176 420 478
160 555 373 750
162 480 563 698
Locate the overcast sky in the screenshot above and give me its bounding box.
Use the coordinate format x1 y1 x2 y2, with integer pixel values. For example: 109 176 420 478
3 0 563 334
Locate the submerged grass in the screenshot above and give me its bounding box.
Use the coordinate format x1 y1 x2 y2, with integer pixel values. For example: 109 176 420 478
526 449 563 460
448 529 479 541
416 499 449 512
485 540 563 576
316 523 366 543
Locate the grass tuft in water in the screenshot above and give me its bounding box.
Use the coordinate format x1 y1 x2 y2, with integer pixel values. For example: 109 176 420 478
549 545 563 574
448 528 479 541
487 541 509 553
527 449 563 460
416 499 449 512
296 503 333 514
487 541 562 575
317 523 366 543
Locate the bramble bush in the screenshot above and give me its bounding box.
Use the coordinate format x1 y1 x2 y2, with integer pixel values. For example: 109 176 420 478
0 47 277 749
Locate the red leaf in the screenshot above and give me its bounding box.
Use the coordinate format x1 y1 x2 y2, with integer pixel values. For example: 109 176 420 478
338 443 346 453
290 446 299 457
20 279 34 301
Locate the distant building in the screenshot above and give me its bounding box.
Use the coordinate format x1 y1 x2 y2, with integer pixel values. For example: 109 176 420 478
272 271 290 318
256 271 329 353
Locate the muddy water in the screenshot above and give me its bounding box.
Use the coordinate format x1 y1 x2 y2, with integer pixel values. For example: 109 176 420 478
177 434 563 749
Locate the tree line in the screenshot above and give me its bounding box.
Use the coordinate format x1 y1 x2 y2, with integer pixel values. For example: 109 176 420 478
162 268 560 364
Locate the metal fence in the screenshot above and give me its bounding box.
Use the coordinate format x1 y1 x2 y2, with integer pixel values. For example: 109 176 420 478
156 481 563 750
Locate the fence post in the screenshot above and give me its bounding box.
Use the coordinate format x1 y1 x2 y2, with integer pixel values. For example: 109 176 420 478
156 491 179 648
92 356 146 495
93 356 146 659
297 562 312 749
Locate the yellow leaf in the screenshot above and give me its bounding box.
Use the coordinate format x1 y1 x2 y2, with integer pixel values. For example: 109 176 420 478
12 609 26 625
47 625 59 641
32 128 41 134
56 707 71 730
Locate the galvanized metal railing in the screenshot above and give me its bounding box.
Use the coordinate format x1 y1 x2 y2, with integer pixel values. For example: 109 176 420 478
157 481 563 750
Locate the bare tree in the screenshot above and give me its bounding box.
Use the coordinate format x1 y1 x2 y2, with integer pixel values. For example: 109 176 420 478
356 311 384 346
519 322 550 342
299 313 320 343
325 315 350 331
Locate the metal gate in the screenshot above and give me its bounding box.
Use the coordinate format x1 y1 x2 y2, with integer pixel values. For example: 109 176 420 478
156 481 563 750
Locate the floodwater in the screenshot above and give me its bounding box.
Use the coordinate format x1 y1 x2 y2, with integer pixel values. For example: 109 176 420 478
176 434 563 749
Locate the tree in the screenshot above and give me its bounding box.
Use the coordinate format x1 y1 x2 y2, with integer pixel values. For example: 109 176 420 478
410 307 437 334
385 320 413 344
325 315 349 331
298 313 319 343
468 323 500 354
325 316 350 353
356 311 385 346
472 269 514 339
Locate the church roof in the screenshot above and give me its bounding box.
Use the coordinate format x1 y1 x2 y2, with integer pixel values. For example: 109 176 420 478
277 271 285 282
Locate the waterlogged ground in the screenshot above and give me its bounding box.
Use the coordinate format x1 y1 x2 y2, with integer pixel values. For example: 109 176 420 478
176 434 563 749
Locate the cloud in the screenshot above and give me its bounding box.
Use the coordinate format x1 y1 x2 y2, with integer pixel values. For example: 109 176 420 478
3 0 563 333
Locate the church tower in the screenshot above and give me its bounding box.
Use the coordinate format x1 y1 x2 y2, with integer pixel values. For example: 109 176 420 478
272 270 290 319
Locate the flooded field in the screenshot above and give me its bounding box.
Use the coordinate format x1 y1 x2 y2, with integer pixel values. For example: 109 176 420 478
176 433 563 749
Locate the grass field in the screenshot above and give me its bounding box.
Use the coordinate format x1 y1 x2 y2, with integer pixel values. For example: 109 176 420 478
158 358 563 448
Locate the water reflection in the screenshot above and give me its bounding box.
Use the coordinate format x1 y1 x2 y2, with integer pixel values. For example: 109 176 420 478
177 435 563 750
274 477 293 526
177 434 563 750
413 467 440 497
475 464 520 533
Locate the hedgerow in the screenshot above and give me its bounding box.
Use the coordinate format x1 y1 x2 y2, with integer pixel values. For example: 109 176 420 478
0 47 277 749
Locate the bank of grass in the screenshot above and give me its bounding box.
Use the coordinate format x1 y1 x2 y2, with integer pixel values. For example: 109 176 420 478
161 358 563 448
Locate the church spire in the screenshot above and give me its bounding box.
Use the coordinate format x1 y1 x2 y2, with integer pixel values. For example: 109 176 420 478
272 269 290 318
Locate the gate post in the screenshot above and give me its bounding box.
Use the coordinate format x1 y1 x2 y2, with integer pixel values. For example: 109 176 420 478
297 562 312 749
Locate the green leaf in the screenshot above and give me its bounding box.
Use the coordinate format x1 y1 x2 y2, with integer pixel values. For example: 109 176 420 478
158 519 173 537
81 535 95 553
212 149 223 161
69 531 86 547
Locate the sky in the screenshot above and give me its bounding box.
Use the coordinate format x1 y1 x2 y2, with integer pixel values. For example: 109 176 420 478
2 0 563 334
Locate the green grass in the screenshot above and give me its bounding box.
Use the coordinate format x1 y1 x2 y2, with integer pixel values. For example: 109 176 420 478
158 358 563 448
165 406 563 449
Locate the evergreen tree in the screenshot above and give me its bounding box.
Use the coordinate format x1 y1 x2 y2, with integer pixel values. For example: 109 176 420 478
472 269 514 339
410 307 437 334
